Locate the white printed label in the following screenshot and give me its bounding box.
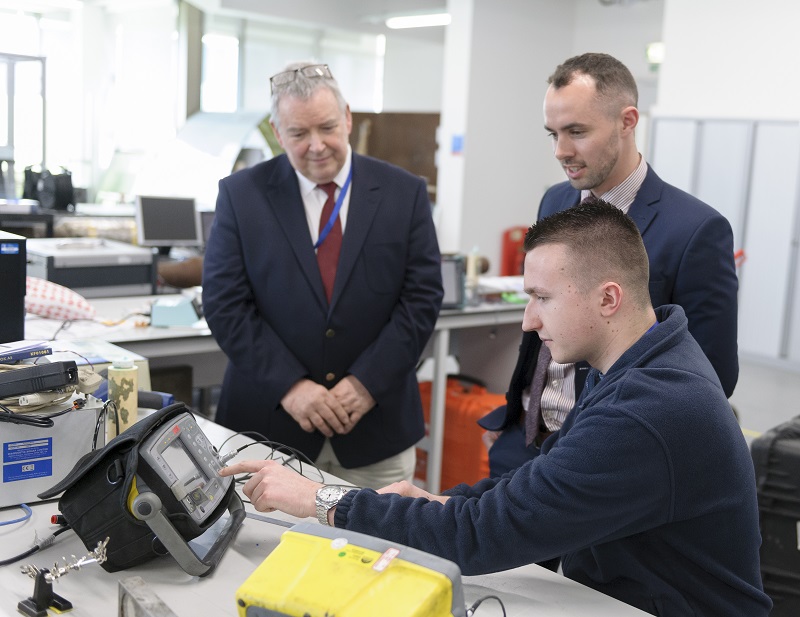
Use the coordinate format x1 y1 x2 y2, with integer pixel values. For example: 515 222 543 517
373 547 400 572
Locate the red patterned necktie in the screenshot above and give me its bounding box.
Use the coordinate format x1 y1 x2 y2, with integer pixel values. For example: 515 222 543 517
317 182 341 303
525 344 552 446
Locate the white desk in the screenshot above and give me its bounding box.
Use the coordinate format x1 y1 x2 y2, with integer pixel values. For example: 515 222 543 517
425 303 525 492
25 295 526 493
0 415 648 616
25 295 228 390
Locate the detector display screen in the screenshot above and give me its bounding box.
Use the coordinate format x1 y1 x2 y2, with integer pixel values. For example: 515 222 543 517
162 439 204 482
139 412 228 524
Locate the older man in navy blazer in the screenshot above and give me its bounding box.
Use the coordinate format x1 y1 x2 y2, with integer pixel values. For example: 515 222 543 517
203 62 443 488
481 53 739 477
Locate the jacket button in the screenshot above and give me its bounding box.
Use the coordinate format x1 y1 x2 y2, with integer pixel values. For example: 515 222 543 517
325 372 336 382
325 329 335 338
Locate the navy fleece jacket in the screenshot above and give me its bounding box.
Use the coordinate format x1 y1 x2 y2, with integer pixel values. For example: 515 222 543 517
334 305 771 616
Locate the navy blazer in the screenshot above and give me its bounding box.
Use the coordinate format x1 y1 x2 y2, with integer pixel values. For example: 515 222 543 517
483 165 738 435
202 153 443 468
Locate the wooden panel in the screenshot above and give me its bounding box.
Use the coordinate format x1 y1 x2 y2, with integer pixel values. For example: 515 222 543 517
350 112 439 199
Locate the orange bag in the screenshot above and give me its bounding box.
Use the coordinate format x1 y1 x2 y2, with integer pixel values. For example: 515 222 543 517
415 375 506 491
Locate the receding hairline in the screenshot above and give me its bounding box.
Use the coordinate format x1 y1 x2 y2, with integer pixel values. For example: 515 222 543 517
550 72 635 119
547 52 639 111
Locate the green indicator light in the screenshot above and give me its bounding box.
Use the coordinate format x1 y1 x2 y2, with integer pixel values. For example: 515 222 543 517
338 552 346 557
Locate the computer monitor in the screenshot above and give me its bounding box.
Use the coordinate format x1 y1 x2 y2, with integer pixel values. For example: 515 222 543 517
199 210 216 247
441 254 466 309
135 196 201 255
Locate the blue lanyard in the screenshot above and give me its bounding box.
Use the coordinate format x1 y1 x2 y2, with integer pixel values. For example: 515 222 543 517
314 166 352 250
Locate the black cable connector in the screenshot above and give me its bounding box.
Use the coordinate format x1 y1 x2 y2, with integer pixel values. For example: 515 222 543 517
217 449 239 465
466 595 507 617
0 525 71 567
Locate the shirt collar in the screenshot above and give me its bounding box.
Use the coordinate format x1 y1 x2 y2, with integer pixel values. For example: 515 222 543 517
581 154 647 213
295 145 353 198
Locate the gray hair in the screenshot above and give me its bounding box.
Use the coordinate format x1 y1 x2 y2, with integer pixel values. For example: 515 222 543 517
269 61 348 131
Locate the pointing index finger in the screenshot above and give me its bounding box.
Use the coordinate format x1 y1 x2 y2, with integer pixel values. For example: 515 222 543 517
219 459 273 476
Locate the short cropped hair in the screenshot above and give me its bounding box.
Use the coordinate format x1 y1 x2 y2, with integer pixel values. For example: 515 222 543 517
548 52 638 112
524 200 651 308
270 61 348 131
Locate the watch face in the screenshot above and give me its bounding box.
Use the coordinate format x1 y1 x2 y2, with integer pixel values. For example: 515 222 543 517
317 486 349 525
319 486 344 503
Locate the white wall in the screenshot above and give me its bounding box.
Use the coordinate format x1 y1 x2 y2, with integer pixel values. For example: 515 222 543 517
434 0 474 253
383 34 443 112
572 0 663 113
655 0 800 119
456 0 572 264
438 0 667 270
572 0 663 86
651 0 800 364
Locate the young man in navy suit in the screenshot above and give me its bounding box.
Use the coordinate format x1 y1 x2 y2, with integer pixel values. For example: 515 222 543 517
479 53 739 477
203 62 443 488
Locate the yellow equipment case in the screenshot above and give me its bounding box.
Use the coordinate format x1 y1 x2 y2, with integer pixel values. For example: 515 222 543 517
236 522 466 617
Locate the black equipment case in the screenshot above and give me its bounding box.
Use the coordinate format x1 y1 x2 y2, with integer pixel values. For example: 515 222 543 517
751 416 800 616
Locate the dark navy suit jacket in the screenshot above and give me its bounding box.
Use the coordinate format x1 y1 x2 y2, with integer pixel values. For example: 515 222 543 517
202 153 443 468
482 166 738 463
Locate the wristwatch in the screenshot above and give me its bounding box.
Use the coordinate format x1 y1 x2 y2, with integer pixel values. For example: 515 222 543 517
315 485 350 526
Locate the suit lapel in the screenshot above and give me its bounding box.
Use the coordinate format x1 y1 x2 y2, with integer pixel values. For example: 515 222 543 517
329 155 380 310
259 156 328 309
626 165 661 237
563 188 581 211
517 331 542 388
556 166 662 238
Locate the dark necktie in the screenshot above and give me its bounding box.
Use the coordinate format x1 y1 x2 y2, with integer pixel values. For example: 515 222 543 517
525 344 552 446
317 182 341 303
581 193 599 205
